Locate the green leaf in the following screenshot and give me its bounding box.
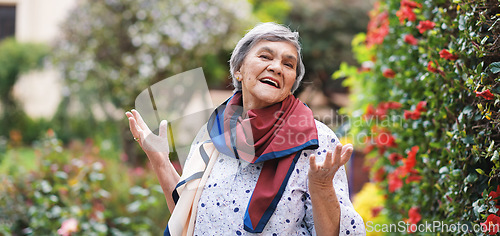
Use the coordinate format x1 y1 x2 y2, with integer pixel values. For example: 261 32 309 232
492 150 499 162
476 168 486 175
487 141 495 155
489 62 500 74
439 166 449 174
465 173 478 183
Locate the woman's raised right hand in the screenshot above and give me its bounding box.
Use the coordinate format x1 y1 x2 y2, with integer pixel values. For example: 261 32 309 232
125 109 170 165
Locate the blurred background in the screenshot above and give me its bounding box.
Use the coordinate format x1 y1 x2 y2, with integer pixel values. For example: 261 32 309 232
0 0 374 234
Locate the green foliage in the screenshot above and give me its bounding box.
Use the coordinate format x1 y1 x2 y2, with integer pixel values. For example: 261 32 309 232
0 38 48 101
336 0 500 234
286 0 372 94
0 38 48 142
52 0 253 164
53 0 252 112
0 131 169 235
249 0 292 23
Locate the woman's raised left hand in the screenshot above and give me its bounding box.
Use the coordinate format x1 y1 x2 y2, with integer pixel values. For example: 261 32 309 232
308 143 353 188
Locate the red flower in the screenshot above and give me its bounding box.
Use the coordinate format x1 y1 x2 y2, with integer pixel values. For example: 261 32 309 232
388 101 402 109
439 49 459 60
376 131 397 155
404 34 419 45
476 89 495 100
371 206 384 218
388 153 403 165
403 153 416 173
388 171 403 192
427 61 439 73
488 186 500 200
416 20 435 33
403 146 419 174
481 214 500 235
383 68 396 78
401 0 422 8
488 185 500 209
416 101 427 112
406 207 422 233
367 9 390 47
375 106 388 119
378 102 390 110
363 104 375 120
396 6 417 24
405 169 422 183
404 110 420 120
373 167 386 182
406 173 422 183
375 131 397 149
396 0 421 24
408 207 422 224
364 143 375 154
408 146 419 159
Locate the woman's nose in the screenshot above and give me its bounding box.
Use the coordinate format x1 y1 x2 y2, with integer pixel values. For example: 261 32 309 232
267 60 282 75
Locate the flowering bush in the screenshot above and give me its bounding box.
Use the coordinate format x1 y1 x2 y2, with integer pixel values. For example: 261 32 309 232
0 130 169 235
352 183 389 235
335 0 499 234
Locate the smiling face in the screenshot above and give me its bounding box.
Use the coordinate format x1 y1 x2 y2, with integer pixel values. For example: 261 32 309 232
234 40 298 111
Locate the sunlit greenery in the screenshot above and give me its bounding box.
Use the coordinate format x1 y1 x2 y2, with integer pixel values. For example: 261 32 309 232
336 0 499 234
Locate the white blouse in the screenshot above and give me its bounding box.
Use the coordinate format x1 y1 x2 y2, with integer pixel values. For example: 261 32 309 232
184 120 365 235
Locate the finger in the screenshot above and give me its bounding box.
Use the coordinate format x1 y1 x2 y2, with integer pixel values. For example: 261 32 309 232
125 111 134 119
340 144 353 165
131 109 150 131
309 154 318 171
159 120 169 138
128 117 140 138
138 130 145 147
341 143 353 156
324 150 334 168
330 143 342 166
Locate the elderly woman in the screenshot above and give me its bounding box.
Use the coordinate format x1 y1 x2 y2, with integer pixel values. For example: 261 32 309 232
126 23 365 235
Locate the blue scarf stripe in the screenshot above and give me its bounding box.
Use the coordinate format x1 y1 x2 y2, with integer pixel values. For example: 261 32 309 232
255 139 319 163
163 225 171 236
172 171 204 204
229 108 243 159
243 151 303 233
172 189 179 204
199 144 210 164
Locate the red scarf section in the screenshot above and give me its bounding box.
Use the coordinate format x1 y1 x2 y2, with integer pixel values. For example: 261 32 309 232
208 92 319 232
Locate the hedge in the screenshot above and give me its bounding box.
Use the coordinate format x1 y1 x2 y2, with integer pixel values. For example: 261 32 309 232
0 131 169 235
335 0 500 234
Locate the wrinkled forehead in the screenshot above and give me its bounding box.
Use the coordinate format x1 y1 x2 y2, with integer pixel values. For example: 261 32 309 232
248 39 299 59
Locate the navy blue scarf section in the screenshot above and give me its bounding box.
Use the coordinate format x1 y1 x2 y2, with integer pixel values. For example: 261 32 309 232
207 91 318 233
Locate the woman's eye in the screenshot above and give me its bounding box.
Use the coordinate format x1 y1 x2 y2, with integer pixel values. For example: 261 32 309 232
259 55 270 59
285 63 294 68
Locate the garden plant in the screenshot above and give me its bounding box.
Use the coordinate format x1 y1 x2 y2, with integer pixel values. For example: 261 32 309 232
335 0 500 234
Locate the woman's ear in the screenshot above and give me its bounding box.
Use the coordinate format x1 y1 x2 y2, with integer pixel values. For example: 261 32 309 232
234 71 242 81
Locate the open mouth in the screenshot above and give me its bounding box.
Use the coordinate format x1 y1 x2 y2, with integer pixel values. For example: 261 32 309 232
259 78 279 88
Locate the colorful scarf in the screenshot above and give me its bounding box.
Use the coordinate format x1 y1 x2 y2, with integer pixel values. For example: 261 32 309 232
207 91 319 233
165 141 220 236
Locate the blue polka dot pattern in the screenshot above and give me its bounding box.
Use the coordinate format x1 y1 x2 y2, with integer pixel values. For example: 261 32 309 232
187 121 365 235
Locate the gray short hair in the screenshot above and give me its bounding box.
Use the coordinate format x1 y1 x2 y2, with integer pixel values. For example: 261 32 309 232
229 22 305 93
